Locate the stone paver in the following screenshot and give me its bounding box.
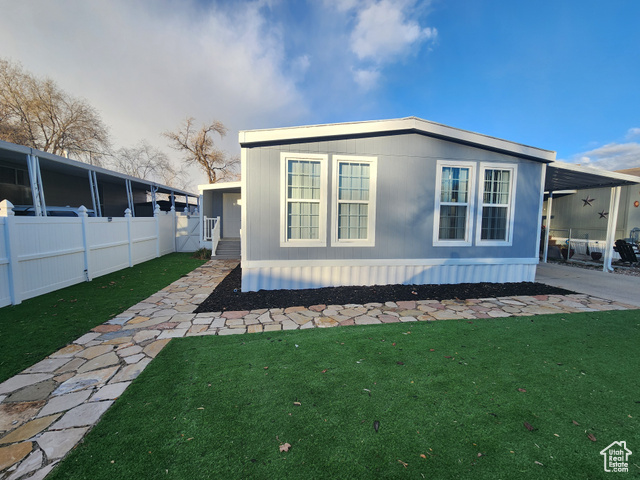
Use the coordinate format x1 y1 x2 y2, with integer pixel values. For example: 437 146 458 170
36 428 88 459
1 257 636 479
36 391 92 418
50 402 113 430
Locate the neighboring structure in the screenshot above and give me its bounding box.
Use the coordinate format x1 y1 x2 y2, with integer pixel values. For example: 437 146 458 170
543 168 640 250
238 117 556 292
0 139 197 217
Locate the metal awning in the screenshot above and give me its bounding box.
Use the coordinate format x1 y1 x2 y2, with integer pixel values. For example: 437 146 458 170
545 161 640 192
542 161 640 273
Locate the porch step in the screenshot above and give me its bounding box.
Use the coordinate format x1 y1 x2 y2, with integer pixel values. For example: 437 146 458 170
214 240 241 259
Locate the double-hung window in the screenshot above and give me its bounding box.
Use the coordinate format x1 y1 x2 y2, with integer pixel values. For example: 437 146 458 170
433 161 475 246
331 155 377 246
476 163 517 245
280 153 328 247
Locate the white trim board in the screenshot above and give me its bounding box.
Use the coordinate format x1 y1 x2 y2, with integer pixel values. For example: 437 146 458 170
239 117 556 163
243 257 538 269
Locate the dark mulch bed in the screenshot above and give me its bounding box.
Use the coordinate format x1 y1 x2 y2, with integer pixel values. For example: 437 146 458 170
194 265 575 312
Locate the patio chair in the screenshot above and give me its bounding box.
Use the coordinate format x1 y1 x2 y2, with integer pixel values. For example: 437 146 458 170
614 240 638 265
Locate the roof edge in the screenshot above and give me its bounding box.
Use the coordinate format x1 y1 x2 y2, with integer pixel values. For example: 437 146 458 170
239 117 556 163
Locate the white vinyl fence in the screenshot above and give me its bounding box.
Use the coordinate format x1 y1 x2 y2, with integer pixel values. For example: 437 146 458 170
0 201 197 307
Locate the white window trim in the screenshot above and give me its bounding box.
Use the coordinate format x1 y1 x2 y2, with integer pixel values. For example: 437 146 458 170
475 162 518 246
331 155 377 247
433 160 476 247
280 152 328 247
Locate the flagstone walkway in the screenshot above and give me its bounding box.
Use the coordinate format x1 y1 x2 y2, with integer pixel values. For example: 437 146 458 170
0 259 636 479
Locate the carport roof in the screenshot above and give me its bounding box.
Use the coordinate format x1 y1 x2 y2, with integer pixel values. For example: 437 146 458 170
0 139 196 197
545 161 640 192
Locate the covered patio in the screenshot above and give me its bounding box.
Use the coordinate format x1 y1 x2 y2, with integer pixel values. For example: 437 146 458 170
542 161 640 272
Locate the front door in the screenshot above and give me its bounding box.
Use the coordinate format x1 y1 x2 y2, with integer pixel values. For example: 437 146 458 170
222 193 241 238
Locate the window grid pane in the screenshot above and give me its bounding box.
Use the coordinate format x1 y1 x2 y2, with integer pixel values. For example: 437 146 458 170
287 159 321 240
441 167 469 203
481 169 511 241
439 205 467 240
481 206 507 240
337 162 370 240
338 203 368 239
483 169 510 205
438 166 470 241
288 160 320 201
339 162 370 201
288 201 319 240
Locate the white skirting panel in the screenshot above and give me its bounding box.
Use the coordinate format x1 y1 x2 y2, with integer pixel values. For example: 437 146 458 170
241 261 537 292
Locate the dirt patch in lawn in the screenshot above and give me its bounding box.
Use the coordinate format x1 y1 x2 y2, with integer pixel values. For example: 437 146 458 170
194 266 574 312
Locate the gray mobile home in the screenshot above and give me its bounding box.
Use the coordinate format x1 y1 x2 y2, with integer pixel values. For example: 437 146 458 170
239 117 556 292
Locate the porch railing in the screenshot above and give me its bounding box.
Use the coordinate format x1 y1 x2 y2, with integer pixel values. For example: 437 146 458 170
203 216 221 254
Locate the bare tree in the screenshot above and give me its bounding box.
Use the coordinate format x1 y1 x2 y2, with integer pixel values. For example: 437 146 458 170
0 58 110 164
163 117 239 183
111 141 189 189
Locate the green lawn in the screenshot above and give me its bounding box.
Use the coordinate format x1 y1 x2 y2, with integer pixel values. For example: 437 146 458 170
0 253 206 383
49 310 639 479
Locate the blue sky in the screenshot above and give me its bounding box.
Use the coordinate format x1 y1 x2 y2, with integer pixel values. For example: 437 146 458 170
1 0 639 188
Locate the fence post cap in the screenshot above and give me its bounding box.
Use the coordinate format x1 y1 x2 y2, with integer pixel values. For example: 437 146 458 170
78 205 88 217
124 208 132 217
154 205 161 216
170 205 176 213
0 199 15 216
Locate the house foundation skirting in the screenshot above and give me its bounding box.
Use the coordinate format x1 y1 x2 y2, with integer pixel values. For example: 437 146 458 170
241 259 538 292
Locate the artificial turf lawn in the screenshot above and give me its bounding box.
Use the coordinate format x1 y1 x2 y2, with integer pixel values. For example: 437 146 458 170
0 253 206 383
49 310 639 479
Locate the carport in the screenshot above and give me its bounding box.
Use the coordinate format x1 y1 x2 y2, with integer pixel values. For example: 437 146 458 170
542 161 640 272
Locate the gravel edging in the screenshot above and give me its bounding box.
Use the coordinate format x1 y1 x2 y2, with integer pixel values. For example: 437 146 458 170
194 266 575 312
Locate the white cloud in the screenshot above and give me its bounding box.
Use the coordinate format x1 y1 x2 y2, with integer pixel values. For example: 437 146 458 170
626 127 640 139
0 0 309 189
353 67 381 90
323 0 437 89
350 0 437 62
568 142 640 171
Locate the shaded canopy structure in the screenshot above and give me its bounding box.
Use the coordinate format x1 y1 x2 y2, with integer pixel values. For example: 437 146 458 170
0 139 197 217
543 161 640 272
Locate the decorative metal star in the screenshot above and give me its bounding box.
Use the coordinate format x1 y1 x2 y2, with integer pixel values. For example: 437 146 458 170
581 195 595 207
598 210 608 219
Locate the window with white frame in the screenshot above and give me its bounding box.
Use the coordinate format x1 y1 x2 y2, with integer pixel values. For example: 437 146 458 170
434 161 475 246
332 156 377 246
280 153 328 247
476 164 517 244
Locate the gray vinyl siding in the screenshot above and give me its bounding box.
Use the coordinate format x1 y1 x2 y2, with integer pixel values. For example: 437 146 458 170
244 132 544 262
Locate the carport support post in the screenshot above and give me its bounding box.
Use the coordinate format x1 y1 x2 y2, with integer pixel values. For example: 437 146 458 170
171 205 177 253
199 194 204 248
125 208 133 267
154 204 161 258
1 200 21 305
543 192 553 263
603 186 621 272
79 206 92 282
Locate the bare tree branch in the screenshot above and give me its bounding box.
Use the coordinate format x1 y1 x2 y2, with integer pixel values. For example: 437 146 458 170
0 58 111 164
163 117 239 183
110 141 189 190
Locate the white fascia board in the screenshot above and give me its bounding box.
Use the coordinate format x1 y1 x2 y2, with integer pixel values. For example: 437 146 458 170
198 181 242 193
239 117 557 163
550 161 640 184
